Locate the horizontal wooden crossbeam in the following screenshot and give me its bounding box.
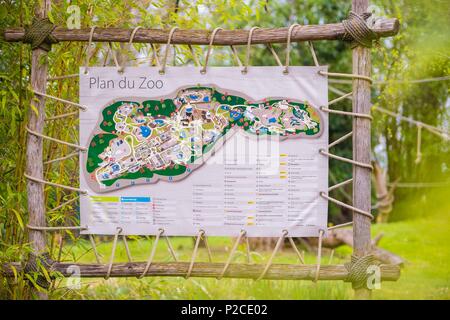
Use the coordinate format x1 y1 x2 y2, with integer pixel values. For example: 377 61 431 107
2 262 401 281
2 18 399 45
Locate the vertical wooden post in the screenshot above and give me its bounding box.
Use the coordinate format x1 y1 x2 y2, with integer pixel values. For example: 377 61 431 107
352 0 372 299
26 0 51 300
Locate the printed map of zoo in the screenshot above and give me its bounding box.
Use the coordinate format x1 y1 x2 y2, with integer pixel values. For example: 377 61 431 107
84 86 323 193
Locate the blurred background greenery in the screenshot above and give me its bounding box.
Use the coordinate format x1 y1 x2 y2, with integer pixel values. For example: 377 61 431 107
0 0 448 299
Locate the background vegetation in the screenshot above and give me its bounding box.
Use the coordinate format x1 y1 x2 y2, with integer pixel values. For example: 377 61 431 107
0 0 448 299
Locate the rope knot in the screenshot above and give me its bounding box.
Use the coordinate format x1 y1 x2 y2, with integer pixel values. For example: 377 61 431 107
342 12 378 48
24 252 55 289
344 254 377 289
24 18 58 51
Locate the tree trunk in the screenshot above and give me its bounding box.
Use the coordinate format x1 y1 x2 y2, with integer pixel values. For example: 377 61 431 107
27 0 51 300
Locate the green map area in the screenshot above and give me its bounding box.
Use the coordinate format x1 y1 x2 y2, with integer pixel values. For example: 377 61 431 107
85 86 322 191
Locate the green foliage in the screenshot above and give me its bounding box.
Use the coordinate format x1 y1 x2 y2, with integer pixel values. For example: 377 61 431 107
0 0 448 300
86 133 117 172
47 204 449 299
372 0 450 220
142 99 177 117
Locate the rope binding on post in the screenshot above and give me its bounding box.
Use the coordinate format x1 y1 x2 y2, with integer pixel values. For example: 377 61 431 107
23 18 58 51
342 12 378 48
344 254 377 289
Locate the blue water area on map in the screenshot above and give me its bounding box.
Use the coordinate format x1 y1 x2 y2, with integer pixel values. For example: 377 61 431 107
230 110 242 120
120 197 151 203
140 126 151 138
154 119 164 126
268 117 277 123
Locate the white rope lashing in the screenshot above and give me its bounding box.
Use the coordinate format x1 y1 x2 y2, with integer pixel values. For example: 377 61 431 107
159 27 179 75
200 27 223 74
48 195 80 212
319 149 374 170
218 230 246 279
188 44 201 67
47 74 78 81
105 227 121 280
245 236 251 263
84 26 97 74
203 234 213 263
328 91 353 106
328 131 353 149
326 179 355 231
150 43 161 67
89 235 102 264
139 228 164 279
266 43 283 67
33 90 87 111
241 27 259 74
229 45 243 67
164 236 178 262
307 41 319 67
287 237 305 264
313 229 324 282
108 42 121 70
320 192 373 220
320 106 373 120
374 105 449 140
45 111 79 121
117 26 143 73
319 70 373 84
122 235 133 262
24 173 88 194
257 230 288 280
26 224 87 231
283 24 301 75
330 85 449 140
328 178 353 191
328 221 353 230
44 151 79 165
186 230 205 278
26 126 87 152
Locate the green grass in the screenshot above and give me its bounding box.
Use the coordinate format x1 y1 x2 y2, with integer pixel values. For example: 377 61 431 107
370 216 450 299
51 211 449 300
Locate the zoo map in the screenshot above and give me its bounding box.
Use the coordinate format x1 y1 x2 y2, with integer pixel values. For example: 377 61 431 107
85 86 323 193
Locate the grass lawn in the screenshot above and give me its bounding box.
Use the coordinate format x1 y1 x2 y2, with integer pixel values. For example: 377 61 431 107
53 212 449 300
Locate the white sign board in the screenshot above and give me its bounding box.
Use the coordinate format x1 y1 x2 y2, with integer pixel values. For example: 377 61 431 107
79 67 328 237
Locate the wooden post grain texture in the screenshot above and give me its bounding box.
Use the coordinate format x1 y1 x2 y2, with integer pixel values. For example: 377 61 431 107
26 0 51 300
1 262 401 281
2 18 400 45
352 0 373 299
